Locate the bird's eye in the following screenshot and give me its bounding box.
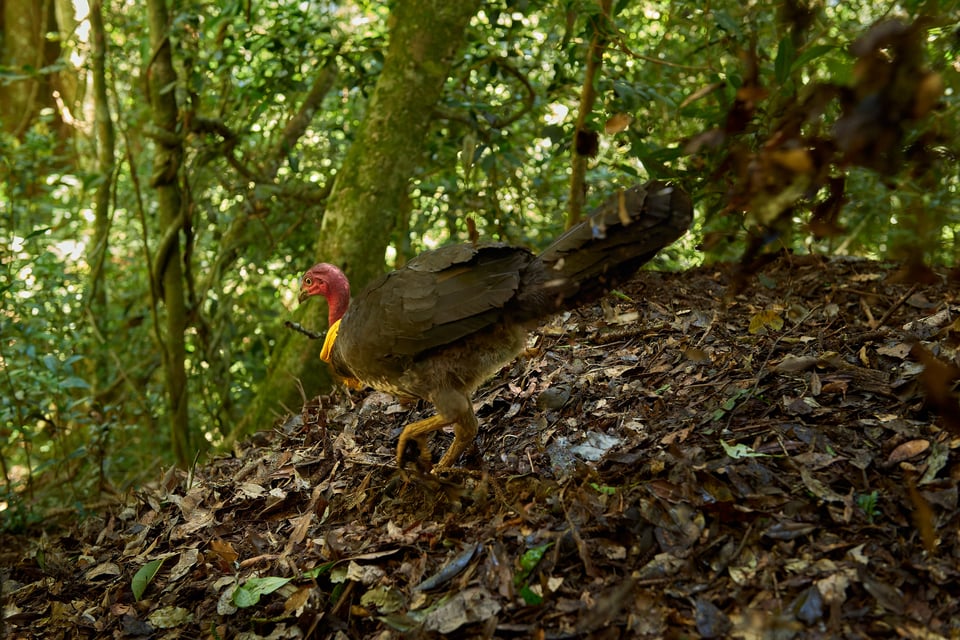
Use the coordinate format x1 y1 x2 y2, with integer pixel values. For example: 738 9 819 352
304 277 312 286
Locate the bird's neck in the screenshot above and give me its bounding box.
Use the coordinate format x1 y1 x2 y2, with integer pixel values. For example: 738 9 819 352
325 272 351 325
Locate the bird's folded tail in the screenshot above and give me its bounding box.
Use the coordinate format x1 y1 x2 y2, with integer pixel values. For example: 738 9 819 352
532 180 693 313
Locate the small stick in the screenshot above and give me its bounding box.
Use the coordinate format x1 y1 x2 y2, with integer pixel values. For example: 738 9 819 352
285 320 325 340
874 282 920 329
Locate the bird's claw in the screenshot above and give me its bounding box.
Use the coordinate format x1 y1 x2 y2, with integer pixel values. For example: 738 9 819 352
396 433 433 473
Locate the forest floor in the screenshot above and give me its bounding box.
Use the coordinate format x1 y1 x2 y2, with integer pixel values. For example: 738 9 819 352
3 254 960 639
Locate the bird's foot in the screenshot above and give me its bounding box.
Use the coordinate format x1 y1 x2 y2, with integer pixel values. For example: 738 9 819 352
396 433 433 473
397 415 447 472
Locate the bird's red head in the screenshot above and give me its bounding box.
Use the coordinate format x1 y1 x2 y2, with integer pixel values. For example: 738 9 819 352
298 263 351 325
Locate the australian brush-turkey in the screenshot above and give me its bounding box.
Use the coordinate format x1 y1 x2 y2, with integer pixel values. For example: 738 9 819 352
299 180 692 470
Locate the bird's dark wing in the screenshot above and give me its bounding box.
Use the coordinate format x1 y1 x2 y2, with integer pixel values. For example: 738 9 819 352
339 244 535 359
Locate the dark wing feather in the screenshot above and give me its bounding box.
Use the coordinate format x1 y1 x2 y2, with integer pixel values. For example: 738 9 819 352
531 181 692 312
338 244 534 362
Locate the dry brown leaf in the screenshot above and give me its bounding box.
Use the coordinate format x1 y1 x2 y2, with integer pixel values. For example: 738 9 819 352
684 346 710 362
800 467 845 503
85 562 121 581
887 439 929 463
905 474 937 553
604 113 633 134
820 379 849 395
774 354 818 373
810 370 822 396
749 309 784 334
168 548 200 583
209 538 239 565
876 343 911 359
283 585 314 615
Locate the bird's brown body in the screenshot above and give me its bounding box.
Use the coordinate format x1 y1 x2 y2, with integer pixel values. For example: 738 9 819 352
300 181 693 469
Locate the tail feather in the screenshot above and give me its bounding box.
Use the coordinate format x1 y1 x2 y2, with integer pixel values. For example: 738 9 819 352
533 180 692 312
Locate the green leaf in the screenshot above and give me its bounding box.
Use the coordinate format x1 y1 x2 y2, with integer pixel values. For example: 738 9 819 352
514 542 552 587
63 355 85 367
774 35 795 84
519 584 544 605
43 354 59 372
60 376 91 390
301 561 335 579
132 557 166 601
590 482 617 496
232 576 292 608
792 45 835 72
24 227 51 240
519 543 550 573
713 11 741 38
721 440 770 459
856 490 880 522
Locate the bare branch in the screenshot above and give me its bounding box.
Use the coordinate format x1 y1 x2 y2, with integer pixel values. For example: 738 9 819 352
284 321 326 341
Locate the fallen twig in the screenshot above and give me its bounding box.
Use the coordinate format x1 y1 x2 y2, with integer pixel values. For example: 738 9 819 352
284 320 325 340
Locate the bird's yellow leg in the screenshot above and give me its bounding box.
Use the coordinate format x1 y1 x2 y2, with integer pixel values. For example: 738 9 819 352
432 389 479 470
396 414 450 469
435 415 478 469
397 390 480 471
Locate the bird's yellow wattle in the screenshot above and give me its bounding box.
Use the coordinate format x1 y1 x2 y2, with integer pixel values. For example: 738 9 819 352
320 319 341 363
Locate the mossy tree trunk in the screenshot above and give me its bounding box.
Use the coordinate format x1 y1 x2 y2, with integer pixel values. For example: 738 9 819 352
0 0 78 148
233 0 482 441
85 0 115 398
146 0 195 466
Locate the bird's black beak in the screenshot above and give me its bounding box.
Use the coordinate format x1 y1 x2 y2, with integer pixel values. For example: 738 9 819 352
298 289 310 304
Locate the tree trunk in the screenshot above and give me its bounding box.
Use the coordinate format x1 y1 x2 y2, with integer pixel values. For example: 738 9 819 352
85 0 115 395
566 0 612 229
146 0 194 466
232 0 482 442
0 0 76 144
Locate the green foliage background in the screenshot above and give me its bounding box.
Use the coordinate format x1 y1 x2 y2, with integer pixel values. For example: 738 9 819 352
1 0 957 527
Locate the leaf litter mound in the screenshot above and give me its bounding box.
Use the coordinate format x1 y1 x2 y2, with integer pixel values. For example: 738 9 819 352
3 254 960 639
